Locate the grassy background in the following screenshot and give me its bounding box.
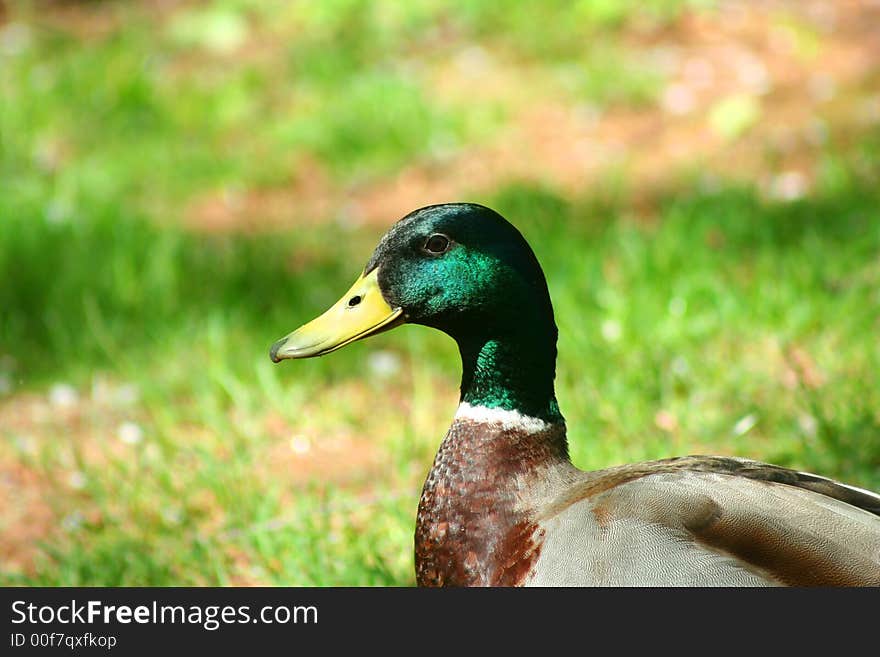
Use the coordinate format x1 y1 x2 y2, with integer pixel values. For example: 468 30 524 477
1 0 878 585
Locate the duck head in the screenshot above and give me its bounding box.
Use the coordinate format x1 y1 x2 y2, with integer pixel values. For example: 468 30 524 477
270 203 561 421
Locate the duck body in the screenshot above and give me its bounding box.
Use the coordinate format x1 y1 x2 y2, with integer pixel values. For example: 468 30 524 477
271 203 880 587
417 404 880 586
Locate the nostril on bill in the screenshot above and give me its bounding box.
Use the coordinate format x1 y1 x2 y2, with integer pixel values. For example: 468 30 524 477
348 295 362 307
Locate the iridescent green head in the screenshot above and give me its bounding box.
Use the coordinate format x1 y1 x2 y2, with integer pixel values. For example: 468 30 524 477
367 203 556 335
271 203 561 421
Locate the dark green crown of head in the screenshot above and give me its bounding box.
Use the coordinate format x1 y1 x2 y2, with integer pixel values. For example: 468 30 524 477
367 203 556 333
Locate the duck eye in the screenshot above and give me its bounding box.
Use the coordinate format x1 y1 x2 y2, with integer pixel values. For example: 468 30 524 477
423 234 451 255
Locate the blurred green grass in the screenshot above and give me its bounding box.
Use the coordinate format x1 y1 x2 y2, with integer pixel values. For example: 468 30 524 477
1 0 879 585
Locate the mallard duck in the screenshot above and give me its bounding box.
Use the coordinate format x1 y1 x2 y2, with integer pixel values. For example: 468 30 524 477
270 203 880 586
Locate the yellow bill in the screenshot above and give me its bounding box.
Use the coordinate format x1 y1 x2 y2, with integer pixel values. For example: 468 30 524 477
270 268 404 362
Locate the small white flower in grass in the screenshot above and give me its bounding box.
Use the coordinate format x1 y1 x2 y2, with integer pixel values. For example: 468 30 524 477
49 383 78 408
798 413 818 439
769 171 808 201
67 471 87 490
655 410 679 433
670 356 689 377
62 511 84 532
117 421 143 445
368 351 401 379
732 413 758 436
161 507 184 527
668 296 687 318
429 132 458 160
661 83 696 115
600 319 622 343
290 435 311 455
